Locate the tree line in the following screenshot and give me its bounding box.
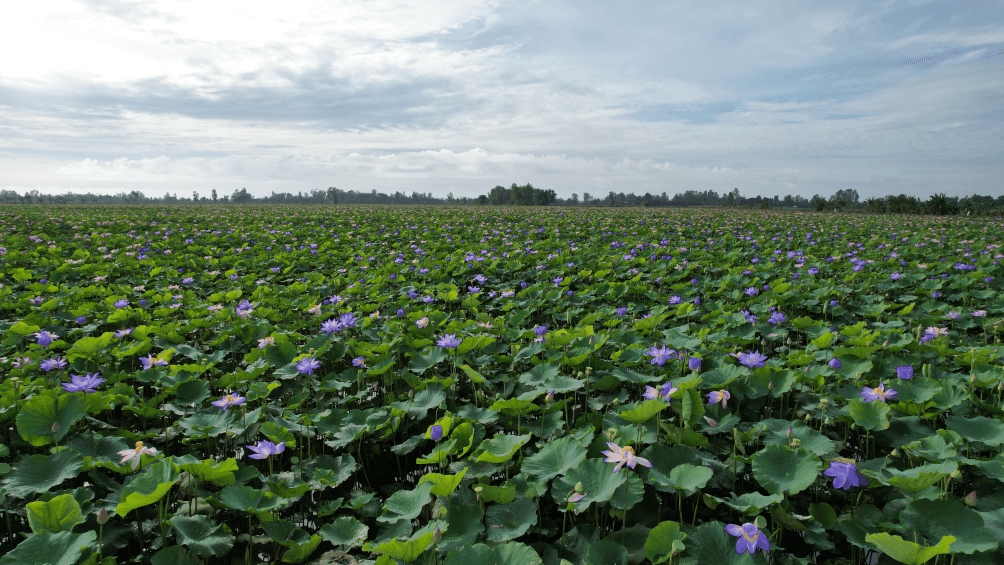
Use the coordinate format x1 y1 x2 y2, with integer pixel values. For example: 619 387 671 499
2 185 1001 215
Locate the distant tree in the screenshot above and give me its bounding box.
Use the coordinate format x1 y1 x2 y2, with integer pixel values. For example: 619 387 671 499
570 193 579 205
447 192 455 204
608 191 616 207
582 192 592 205
211 189 218 201
327 186 338 204
192 191 199 202
810 194 827 211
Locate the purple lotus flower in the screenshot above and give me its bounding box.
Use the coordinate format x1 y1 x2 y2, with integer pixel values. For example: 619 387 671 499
35 330 58 347
860 382 898 403
737 350 767 369
643 382 679 402
141 354 168 371
435 333 462 349
61 373 104 393
707 390 730 407
668 295 681 305
246 440 285 460
828 358 842 369
321 319 344 334
40 356 68 372
601 443 652 473
352 356 366 368
688 357 702 371
725 523 770 555
211 393 246 411
430 425 444 441
767 312 787 326
896 365 913 380
823 459 869 490
338 312 358 328
533 325 548 337
616 307 628 316
76 316 87 324
646 345 678 367
114 328 133 338
296 356 321 375
114 299 129 308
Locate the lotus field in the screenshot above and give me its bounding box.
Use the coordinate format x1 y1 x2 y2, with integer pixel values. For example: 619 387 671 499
4 204 1004 565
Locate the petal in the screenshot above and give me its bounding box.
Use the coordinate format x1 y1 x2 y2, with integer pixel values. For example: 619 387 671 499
725 524 743 537
635 457 653 468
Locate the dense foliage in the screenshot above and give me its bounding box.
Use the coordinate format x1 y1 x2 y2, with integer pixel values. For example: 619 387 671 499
1 204 1003 565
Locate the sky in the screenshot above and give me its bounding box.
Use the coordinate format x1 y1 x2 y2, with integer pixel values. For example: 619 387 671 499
1 0 1002 201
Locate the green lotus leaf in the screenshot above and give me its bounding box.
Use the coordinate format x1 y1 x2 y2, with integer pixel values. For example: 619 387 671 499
475 433 530 463
16 391 87 446
0 530 96 565
444 542 542 565
409 348 447 374
865 533 954 565
218 485 288 512
761 422 835 457
519 363 560 387
439 504 484 553
418 467 467 497
377 481 434 523
170 515 235 558
618 399 669 424
586 538 629 565
490 398 539 417
899 499 996 554
175 456 238 486
715 492 785 515
309 453 357 488
263 520 311 545
884 462 957 494
552 458 626 514
660 464 714 495
319 516 369 548
484 496 538 542
683 521 765 565
645 520 686 564
66 332 113 361
26 493 84 534
947 415 1004 447
281 534 322 563
752 445 822 496
521 432 591 482
150 546 202 565
117 459 182 516
375 531 434 563
848 399 891 431
4 449 84 498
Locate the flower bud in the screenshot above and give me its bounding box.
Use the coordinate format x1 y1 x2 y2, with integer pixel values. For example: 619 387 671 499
574 481 584 494
97 507 108 525
787 426 793 438
703 416 718 428
965 491 977 507
433 527 442 544
51 422 60 434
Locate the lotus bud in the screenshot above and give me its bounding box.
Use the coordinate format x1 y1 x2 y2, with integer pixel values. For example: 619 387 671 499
787 337 792 345
97 507 108 525
883 340 889 348
408 389 414 399
804 414 812 423
998 381 1004 392
824 417 831 426
703 416 718 428
433 527 442 544
51 421 60 435
965 491 977 507
787 426 793 438
577 371 585 379
574 481 584 494
970 373 977 383
768 381 774 390
890 449 899 457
